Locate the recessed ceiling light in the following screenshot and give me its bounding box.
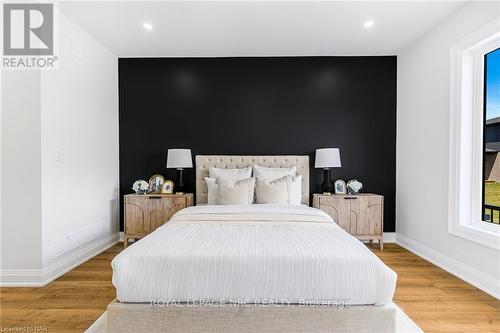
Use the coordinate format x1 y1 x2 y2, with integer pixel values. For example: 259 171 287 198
143 22 153 31
364 20 375 29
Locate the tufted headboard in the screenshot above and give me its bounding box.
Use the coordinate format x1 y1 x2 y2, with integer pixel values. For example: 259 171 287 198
195 155 309 205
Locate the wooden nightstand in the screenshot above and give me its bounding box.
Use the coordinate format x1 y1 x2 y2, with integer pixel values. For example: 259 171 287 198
124 193 193 247
313 193 384 250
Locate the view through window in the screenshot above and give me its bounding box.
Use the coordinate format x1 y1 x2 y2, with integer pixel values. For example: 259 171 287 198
483 47 500 224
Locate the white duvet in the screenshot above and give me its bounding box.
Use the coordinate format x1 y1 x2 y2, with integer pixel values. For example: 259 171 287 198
112 204 397 305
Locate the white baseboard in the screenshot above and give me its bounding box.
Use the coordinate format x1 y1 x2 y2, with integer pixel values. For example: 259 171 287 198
0 232 120 287
396 233 500 299
383 232 396 243
119 231 124 242
0 269 44 286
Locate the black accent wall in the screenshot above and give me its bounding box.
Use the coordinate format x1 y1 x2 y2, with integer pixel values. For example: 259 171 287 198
119 57 397 231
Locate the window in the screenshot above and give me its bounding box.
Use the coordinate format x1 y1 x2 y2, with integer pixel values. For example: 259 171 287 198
483 48 500 224
449 18 500 250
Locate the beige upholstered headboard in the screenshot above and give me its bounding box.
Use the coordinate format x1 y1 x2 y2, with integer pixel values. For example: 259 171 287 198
195 155 309 205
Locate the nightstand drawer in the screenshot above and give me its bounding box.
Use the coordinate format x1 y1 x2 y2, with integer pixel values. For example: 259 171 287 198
124 196 151 236
313 193 384 250
124 194 193 247
150 196 190 231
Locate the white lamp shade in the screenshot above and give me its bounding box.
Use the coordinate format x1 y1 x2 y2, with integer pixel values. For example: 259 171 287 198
315 148 341 168
167 149 193 168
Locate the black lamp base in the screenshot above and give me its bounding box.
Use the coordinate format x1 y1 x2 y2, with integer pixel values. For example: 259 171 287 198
175 168 185 193
321 168 334 193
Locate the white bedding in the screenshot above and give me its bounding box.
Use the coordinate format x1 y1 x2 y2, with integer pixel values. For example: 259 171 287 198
112 204 397 305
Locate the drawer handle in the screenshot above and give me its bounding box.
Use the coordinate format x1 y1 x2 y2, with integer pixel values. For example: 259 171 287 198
344 197 358 200
149 196 161 199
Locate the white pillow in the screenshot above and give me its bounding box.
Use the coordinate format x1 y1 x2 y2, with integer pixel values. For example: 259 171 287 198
255 175 302 205
209 166 252 181
255 177 289 204
204 177 218 205
285 175 302 205
253 165 297 182
218 177 255 205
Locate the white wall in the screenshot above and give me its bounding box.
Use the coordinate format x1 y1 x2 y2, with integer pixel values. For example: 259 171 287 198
397 1 500 297
1 71 43 274
41 11 119 267
0 9 119 285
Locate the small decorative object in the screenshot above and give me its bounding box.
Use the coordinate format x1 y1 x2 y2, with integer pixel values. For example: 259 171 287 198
347 179 363 194
315 148 342 194
334 179 347 194
161 180 174 194
167 149 193 193
132 180 149 194
148 174 165 194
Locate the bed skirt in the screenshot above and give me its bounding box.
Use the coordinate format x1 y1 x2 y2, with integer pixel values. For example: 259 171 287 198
105 299 397 333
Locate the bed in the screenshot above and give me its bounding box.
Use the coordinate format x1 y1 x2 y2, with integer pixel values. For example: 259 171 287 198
108 155 398 332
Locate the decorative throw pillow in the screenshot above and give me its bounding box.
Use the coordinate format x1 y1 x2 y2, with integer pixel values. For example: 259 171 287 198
209 166 252 182
217 177 256 205
255 177 289 204
285 175 302 205
253 165 297 182
204 177 218 205
255 175 302 205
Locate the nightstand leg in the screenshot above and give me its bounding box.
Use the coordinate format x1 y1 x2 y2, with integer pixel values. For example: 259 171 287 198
124 237 128 248
379 239 384 251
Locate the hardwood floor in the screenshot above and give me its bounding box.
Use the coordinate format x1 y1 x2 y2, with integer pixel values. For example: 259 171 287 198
376 245 499 333
0 246 121 333
0 243 499 333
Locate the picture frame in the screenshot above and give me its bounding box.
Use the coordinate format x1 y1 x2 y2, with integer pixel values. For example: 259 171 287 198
148 174 165 194
334 179 347 195
161 180 174 194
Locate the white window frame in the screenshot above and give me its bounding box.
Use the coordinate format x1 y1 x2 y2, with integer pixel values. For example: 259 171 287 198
449 17 500 250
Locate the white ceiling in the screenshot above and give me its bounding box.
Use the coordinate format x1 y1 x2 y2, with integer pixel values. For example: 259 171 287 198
59 1 467 57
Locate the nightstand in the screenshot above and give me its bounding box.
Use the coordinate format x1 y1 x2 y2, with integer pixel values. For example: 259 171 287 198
313 193 384 250
124 193 193 247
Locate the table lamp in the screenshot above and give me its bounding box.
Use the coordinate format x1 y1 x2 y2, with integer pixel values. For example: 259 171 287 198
167 149 193 194
315 148 341 194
